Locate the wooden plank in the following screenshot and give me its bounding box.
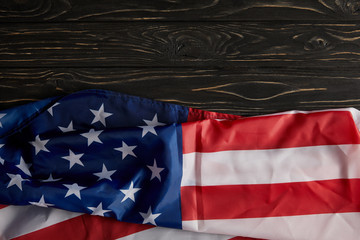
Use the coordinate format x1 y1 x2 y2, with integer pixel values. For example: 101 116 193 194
1 0 360 22
1 22 360 68
1 68 360 116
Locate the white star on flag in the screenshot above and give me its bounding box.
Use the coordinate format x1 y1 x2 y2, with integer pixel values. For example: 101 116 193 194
29 195 54 208
0 113 6 128
64 183 86 199
139 207 162 225
0 145 4 164
16 157 32 176
47 103 60 116
114 141 137 160
90 103 113 127
62 150 84 169
138 114 166 137
93 164 116 181
29 135 50 155
41 173 61 182
147 159 164 182
58 121 75 133
7 173 29 191
80 129 103 146
88 202 111 216
120 181 141 203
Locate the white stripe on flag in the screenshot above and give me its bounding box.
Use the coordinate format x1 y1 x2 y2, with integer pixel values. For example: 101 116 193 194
182 212 360 240
117 226 233 240
0 205 81 240
182 144 360 186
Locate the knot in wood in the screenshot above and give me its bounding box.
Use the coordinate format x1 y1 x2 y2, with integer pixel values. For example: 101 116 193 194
335 0 360 15
0 0 71 20
304 36 331 51
168 38 210 60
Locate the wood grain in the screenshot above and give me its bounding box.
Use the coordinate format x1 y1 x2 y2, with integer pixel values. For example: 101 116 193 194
1 1 359 118
1 0 360 22
1 68 360 116
1 22 360 68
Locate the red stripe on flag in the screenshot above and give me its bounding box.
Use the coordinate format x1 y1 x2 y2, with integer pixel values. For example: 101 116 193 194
0 204 8 209
187 108 242 122
181 178 360 220
182 110 360 153
13 214 153 240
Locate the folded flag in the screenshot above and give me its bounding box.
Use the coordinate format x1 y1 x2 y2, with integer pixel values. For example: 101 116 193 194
0 205 242 240
0 89 360 240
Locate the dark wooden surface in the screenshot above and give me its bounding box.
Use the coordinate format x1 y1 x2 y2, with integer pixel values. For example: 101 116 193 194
1 0 360 116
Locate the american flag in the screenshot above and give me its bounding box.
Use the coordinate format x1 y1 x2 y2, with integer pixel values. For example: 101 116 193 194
0 89 359 239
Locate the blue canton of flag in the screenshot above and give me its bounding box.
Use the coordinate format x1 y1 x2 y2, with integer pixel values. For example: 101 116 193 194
0 90 189 229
